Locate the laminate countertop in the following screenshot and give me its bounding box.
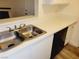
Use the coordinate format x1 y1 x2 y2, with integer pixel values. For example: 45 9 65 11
0 13 78 57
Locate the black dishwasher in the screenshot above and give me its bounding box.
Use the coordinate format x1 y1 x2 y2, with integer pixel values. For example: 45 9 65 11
50 27 68 59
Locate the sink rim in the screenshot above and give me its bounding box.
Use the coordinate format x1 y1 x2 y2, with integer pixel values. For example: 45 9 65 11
0 31 16 43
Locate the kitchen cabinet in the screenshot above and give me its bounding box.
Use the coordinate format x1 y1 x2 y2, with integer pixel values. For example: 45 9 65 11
31 35 53 59
68 21 79 47
8 46 32 59
7 35 53 59
43 0 70 5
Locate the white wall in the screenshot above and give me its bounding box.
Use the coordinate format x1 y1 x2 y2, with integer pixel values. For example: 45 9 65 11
37 0 71 16
60 0 79 18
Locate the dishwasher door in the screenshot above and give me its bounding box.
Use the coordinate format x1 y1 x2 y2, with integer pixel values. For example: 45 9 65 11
50 27 68 59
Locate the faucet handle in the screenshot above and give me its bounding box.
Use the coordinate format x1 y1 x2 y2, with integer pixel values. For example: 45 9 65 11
14 25 17 29
7 27 13 32
19 24 26 28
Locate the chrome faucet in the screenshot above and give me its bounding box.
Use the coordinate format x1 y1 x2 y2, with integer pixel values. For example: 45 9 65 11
14 25 17 29
7 25 18 32
7 27 13 32
19 24 26 29
7 24 26 32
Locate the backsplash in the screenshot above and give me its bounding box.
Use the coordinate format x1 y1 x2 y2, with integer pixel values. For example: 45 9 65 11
0 17 39 32
42 4 69 14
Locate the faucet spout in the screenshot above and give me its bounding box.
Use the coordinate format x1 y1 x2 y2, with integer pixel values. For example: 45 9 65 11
7 27 13 32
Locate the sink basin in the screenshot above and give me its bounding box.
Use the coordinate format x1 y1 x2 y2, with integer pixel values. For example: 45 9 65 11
15 25 46 41
0 25 46 52
0 30 21 52
0 31 15 43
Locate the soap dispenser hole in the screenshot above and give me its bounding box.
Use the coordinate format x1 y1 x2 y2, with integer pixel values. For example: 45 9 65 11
8 44 15 48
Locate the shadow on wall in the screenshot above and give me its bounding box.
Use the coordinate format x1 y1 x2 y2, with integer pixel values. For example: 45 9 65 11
42 4 69 14
60 0 79 17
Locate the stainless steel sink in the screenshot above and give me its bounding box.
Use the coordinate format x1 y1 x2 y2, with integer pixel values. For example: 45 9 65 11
0 30 21 52
14 25 46 41
0 25 46 52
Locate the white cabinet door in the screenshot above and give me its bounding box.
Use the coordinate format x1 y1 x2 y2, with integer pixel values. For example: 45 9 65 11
31 35 54 59
68 21 79 47
65 24 74 45
8 35 54 59
8 46 32 59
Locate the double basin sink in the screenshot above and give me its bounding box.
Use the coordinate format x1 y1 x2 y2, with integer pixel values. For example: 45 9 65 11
0 25 46 52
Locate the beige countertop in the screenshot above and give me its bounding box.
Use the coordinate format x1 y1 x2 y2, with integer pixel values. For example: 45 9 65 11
0 13 78 57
